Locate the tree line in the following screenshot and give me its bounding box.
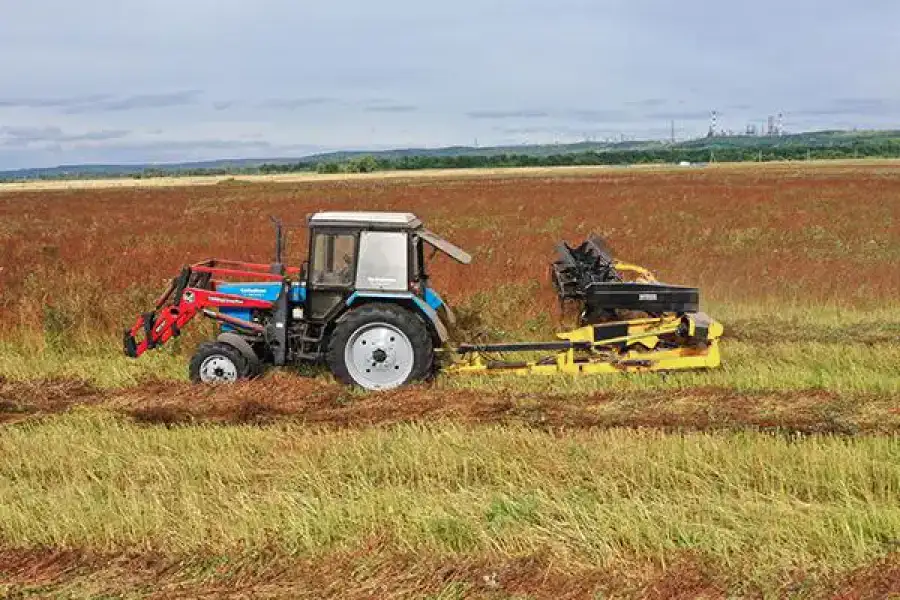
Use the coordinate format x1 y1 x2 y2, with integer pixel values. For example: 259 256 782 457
257 140 900 175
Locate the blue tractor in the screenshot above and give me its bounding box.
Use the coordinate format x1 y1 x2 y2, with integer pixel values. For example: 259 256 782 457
125 212 472 390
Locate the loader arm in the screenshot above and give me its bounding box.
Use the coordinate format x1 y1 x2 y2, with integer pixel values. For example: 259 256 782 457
124 261 288 358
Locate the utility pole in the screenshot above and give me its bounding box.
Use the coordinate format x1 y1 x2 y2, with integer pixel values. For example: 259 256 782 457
670 120 675 144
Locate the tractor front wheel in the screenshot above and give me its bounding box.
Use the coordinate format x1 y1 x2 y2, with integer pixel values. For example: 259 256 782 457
327 304 433 390
189 341 254 384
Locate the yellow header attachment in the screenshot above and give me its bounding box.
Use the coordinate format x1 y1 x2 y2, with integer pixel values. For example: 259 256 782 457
449 312 723 377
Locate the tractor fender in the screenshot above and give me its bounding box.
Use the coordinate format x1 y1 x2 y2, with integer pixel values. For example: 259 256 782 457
345 291 449 344
216 332 262 372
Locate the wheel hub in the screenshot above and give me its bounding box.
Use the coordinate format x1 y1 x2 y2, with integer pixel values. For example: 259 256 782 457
345 322 415 390
199 354 238 383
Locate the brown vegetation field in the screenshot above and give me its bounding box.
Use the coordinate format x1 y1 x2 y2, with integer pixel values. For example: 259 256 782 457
0 163 899 598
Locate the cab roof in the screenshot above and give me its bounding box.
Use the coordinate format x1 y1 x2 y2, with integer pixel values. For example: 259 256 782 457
308 211 422 229
307 211 472 264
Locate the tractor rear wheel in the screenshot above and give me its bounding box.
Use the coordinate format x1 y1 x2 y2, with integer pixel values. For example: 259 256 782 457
327 304 433 390
189 341 253 384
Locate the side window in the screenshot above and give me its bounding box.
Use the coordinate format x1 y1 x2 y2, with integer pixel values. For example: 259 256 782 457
311 233 356 286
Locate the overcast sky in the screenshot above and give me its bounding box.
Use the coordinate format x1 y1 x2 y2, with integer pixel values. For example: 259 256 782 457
1 0 898 169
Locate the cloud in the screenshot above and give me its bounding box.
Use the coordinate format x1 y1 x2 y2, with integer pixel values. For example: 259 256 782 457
263 97 336 110
466 107 632 124
0 91 202 113
564 109 630 123
800 98 900 117
467 109 549 119
494 125 552 135
627 98 667 108
305 66 431 88
213 101 234 111
645 110 712 121
0 94 114 109
0 126 130 146
364 104 418 113
64 90 201 113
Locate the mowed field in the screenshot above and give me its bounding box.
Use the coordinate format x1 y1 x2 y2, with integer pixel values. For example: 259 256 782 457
0 163 898 599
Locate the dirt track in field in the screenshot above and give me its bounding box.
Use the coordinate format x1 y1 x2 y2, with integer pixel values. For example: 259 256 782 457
1 376 895 435
1 543 897 599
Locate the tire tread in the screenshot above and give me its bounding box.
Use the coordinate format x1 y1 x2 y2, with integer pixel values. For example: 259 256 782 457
189 341 252 383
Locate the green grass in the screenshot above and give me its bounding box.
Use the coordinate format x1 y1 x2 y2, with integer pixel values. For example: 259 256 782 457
0 340 186 387
2 338 896 396
2 301 897 396
0 412 898 594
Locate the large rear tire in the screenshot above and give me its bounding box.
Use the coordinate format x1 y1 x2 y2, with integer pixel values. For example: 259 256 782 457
327 304 433 390
189 341 254 384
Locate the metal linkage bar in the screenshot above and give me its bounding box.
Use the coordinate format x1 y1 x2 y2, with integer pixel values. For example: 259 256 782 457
191 265 286 281
456 340 591 354
193 259 303 277
201 309 265 334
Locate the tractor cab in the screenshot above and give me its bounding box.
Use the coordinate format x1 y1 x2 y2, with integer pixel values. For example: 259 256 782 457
303 212 471 322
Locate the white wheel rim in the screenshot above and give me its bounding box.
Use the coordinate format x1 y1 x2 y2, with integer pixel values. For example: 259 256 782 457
344 322 414 390
199 354 238 383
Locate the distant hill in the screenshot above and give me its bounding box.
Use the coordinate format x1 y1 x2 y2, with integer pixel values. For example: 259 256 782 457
2 129 899 181
300 139 666 163
678 129 900 150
